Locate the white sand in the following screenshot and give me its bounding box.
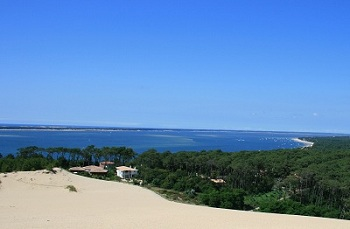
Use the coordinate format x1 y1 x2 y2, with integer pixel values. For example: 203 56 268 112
292 138 314 147
1 169 349 229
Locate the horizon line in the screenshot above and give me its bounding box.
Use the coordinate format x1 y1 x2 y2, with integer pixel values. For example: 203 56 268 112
0 123 346 135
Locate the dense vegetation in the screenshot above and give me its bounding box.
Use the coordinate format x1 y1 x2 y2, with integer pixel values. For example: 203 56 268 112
1 137 350 219
0 145 136 173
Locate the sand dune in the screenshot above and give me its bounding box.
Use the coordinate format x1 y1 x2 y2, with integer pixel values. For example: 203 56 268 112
1 169 349 229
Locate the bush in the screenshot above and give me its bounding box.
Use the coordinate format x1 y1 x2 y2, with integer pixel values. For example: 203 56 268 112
66 185 77 192
200 189 246 209
45 163 57 173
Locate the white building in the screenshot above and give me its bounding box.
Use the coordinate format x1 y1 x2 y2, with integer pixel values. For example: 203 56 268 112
116 166 138 179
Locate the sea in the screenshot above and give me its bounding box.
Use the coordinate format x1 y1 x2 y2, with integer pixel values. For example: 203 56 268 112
0 125 340 156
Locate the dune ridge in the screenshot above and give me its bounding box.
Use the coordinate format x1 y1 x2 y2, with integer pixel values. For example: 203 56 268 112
1 169 349 229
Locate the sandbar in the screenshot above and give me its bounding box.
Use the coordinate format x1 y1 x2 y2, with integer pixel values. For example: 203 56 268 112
292 138 314 148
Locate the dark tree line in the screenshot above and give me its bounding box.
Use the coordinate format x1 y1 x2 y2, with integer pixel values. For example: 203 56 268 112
0 145 136 172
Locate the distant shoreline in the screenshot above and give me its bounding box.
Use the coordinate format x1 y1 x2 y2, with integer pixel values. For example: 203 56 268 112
0 124 338 135
292 138 314 148
0 126 342 155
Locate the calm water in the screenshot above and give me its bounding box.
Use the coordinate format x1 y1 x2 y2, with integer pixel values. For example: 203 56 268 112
0 128 335 155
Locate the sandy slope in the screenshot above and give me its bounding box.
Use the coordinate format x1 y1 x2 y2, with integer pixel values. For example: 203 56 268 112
1 169 349 229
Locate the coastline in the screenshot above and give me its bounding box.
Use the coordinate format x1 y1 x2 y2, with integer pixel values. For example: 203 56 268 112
0 128 330 156
292 138 314 148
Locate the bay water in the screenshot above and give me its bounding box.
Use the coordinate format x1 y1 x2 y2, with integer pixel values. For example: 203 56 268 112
0 128 334 156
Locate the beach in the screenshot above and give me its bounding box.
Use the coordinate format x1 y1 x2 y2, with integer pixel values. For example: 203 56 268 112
1 169 349 229
292 138 315 148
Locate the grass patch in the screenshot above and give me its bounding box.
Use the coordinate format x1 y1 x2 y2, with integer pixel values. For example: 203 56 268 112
245 190 284 210
147 186 201 205
66 185 77 192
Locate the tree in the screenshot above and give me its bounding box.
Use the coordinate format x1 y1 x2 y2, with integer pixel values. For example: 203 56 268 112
134 149 162 169
101 146 112 163
121 147 136 164
81 145 94 166
46 147 55 160
17 146 40 158
69 148 81 166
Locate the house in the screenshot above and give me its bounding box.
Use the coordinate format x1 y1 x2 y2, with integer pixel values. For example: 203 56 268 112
116 166 138 179
69 167 86 173
83 165 108 174
69 165 108 175
99 161 115 169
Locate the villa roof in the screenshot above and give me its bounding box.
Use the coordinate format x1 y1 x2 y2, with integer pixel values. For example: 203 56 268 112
100 161 115 165
84 165 108 173
116 166 137 172
89 169 108 173
69 166 107 174
69 167 85 172
83 165 101 170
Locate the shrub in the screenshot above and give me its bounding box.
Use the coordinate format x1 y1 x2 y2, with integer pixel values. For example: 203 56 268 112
66 185 77 192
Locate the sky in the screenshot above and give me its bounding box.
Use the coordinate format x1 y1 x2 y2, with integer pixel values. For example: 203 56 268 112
1 1 350 133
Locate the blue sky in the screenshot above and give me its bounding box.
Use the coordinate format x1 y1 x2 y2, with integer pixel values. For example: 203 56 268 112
1 1 349 133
